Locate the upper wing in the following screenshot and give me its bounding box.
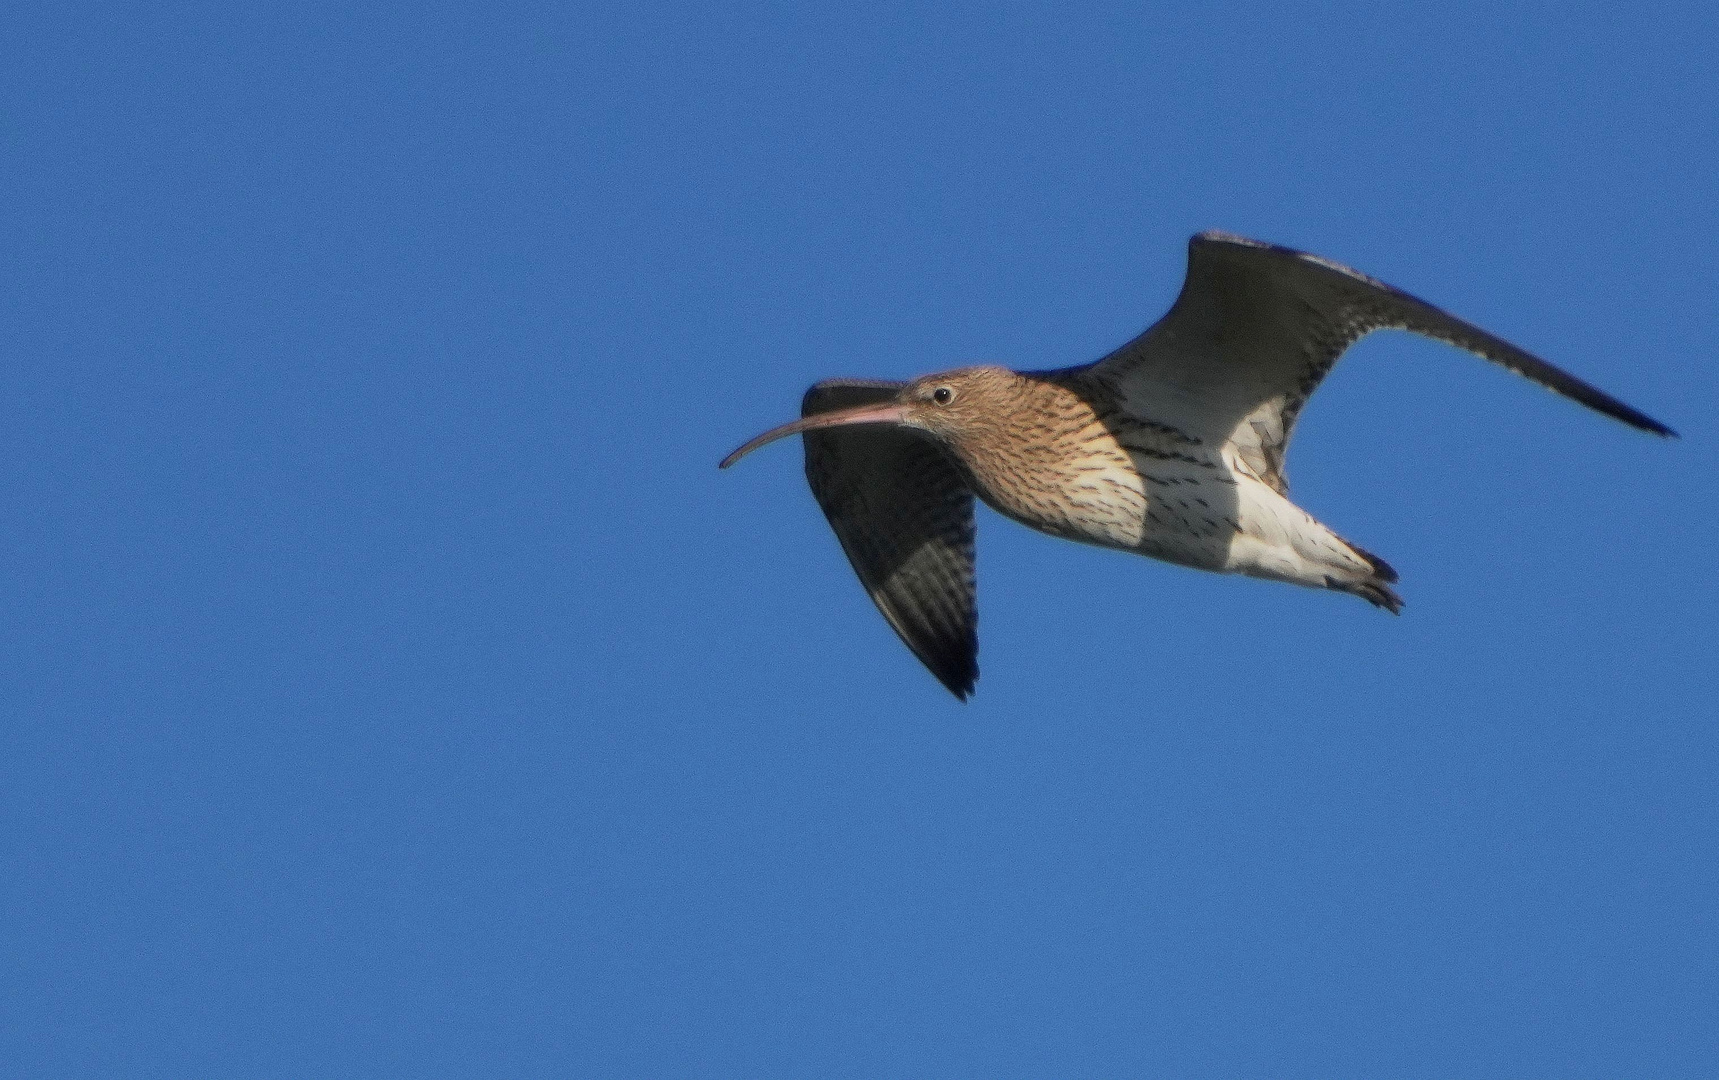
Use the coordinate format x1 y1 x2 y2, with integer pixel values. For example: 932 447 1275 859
801 379 979 699
1089 231 1674 494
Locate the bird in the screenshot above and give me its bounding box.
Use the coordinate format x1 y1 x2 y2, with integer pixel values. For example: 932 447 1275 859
720 231 1675 699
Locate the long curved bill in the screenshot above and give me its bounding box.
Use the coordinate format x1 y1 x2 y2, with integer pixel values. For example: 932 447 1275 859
719 401 909 469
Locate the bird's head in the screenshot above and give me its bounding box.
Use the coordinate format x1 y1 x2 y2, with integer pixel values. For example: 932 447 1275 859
719 366 1022 469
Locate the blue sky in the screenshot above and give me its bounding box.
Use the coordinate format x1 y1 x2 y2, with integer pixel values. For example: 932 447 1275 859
3 2 1716 1076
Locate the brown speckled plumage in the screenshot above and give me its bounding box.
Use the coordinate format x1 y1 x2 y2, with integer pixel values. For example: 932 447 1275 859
723 232 1674 699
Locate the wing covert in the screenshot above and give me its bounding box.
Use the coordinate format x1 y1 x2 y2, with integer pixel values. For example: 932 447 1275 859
801 379 979 699
1091 231 1673 494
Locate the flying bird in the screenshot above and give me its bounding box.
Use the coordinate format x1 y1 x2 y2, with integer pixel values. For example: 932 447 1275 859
721 232 1674 699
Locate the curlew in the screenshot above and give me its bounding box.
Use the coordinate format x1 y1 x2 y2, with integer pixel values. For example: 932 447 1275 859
721 232 1675 699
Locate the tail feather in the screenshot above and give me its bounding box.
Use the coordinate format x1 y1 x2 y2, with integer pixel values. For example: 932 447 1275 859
1354 578 1404 615
1347 540 1398 584
1325 536 1403 614
1324 573 1404 614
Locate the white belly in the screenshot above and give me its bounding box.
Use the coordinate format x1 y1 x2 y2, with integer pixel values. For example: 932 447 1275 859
962 430 1376 590
1019 449 1374 588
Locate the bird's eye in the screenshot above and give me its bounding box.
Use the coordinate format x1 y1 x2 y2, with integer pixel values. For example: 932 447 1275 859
932 386 954 405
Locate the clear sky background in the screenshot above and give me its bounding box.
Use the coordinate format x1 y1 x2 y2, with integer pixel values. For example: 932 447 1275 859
3 2 1716 1077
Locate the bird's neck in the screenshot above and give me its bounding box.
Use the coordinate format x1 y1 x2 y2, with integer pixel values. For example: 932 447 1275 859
943 371 1134 539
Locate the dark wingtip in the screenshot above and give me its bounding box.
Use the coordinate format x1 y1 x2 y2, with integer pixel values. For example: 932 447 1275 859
1604 401 1677 438
1624 414 1677 438
931 661 978 702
